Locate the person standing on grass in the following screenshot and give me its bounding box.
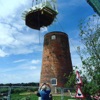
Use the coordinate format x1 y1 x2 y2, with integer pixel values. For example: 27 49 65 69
39 83 51 100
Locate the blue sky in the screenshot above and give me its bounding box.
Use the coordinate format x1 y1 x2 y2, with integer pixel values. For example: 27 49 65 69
0 0 95 83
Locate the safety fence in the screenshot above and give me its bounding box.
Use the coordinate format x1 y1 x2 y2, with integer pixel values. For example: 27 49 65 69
0 86 75 100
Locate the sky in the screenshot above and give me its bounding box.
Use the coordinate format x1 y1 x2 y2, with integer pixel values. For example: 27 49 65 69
0 0 96 83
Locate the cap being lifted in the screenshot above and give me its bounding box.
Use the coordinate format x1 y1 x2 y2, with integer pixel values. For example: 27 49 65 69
22 0 58 30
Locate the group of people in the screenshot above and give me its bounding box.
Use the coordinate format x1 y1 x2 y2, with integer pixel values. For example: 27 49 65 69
37 83 52 100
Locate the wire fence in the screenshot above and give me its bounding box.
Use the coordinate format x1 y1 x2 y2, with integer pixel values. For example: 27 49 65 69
0 86 75 100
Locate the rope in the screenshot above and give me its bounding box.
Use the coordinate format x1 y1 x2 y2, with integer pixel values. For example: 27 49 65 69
56 18 65 32
38 27 41 44
32 0 34 6
37 7 41 44
69 39 82 59
56 17 84 62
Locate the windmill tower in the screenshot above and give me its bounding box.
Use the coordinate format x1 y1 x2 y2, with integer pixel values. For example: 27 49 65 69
40 31 73 87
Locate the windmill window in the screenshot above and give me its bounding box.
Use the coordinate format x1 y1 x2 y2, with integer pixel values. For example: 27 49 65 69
50 78 57 86
51 35 56 40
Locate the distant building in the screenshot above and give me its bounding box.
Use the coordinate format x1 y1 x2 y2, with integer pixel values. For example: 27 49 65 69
87 0 100 16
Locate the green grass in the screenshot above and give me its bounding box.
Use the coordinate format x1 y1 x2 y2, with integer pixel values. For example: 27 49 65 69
53 96 74 100
11 93 38 100
11 93 74 100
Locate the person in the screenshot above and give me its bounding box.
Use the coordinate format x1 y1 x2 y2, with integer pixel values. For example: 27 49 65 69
38 83 51 100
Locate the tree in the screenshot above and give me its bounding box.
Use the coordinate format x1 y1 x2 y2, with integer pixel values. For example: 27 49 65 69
78 14 100 95
65 71 76 88
66 14 100 97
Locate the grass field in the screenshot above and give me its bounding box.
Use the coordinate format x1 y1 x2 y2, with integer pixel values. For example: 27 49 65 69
11 93 74 100
11 93 37 100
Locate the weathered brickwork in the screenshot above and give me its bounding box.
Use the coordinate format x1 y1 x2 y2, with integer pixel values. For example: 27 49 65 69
40 31 73 87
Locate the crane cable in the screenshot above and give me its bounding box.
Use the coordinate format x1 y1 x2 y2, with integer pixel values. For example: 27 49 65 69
32 0 41 44
32 0 40 7
56 17 85 61
32 0 34 6
37 1 41 44
56 18 65 32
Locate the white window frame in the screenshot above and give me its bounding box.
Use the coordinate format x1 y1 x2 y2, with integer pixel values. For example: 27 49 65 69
51 35 56 40
50 78 57 86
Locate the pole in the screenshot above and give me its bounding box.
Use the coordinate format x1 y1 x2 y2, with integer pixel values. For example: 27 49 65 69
7 87 11 100
61 88 64 100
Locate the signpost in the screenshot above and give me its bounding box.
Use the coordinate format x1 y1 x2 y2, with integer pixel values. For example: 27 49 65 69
75 71 85 100
75 86 84 99
76 71 83 85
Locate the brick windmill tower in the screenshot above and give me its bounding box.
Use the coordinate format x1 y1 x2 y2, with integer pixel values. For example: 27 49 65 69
40 31 73 87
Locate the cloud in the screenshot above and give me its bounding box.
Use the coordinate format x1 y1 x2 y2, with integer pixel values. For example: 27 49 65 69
0 49 8 57
0 71 40 83
31 60 41 64
0 65 38 73
0 68 40 83
0 0 29 18
13 59 27 63
0 58 42 72
69 38 83 68
0 0 44 57
0 58 41 83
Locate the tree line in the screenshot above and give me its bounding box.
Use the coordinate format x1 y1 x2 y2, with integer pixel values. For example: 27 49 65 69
0 82 39 87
